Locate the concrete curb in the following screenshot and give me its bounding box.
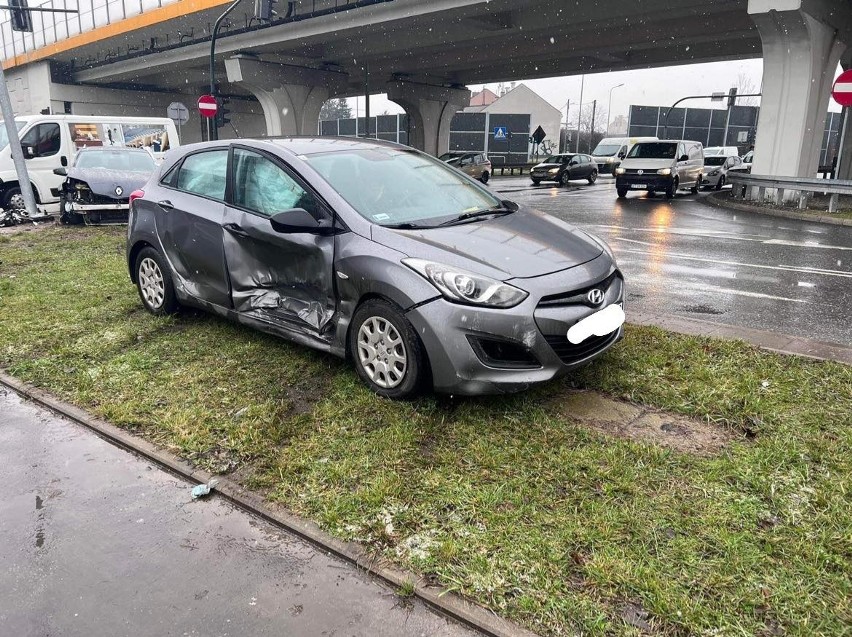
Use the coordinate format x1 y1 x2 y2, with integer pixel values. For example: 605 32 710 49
0 372 538 637
629 311 852 366
702 191 852 227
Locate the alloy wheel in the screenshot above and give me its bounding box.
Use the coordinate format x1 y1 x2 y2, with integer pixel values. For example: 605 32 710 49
357 316 408 389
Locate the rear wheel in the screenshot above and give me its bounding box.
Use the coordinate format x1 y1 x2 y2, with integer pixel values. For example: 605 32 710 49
350 299 427 399
135 247 178 315
617 187 628 198
588 169 598 184
480 171 490 184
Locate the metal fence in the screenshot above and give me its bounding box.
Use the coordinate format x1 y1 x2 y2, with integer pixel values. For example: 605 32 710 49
319 111 533 164
627 104 843 166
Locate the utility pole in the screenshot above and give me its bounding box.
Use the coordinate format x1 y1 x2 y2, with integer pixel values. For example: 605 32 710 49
0 1 78 217
209 0 245 142
606 83 624 136
575 74 585 153
589 100 596 153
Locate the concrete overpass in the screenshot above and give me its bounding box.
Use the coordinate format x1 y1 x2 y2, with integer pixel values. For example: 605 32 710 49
1 0 851 178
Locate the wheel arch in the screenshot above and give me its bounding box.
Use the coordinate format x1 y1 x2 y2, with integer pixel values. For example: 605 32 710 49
128 240 157 283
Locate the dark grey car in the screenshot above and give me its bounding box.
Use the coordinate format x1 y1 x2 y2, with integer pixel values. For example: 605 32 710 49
127 138 624 398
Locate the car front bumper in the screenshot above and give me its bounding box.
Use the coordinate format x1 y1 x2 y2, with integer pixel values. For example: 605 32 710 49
530 170 561 182
615 174 674 191
66 201 129 212
405 260 624 395
701 173 722 186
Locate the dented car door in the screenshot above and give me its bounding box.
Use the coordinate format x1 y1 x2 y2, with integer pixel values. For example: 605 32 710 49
222 147 336 335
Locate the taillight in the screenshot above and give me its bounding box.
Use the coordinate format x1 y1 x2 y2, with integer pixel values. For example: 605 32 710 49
129 189 144 205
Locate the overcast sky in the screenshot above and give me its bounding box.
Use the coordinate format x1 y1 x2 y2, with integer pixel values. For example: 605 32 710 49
350 59 844 121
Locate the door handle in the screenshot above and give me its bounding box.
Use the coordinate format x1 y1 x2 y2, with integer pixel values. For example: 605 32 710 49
224 222 249 238
157 200 174 211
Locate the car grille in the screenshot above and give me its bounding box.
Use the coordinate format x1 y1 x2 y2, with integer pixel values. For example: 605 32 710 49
544 330 620 365
538 272 621 308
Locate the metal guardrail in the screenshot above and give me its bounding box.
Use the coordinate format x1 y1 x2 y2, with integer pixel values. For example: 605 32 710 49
727 173 852 213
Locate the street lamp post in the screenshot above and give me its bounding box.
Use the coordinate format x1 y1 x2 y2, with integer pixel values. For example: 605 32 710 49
606 83 624 137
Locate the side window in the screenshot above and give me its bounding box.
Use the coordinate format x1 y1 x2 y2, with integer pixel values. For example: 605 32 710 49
677 143 686 160
232 148 321 219
690 144 702 160
160 162 180 187
176 150 228 200
21 123 61 157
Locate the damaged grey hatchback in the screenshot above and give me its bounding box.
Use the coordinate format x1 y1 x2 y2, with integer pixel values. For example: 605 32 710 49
127 138 624 398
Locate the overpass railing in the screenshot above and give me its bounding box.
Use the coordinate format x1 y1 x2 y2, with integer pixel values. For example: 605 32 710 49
728 173 852 213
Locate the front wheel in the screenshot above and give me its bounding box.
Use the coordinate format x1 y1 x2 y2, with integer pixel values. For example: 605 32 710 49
690 177 701 195
2 186 26 213
617 187 628 198
350 299 427 399
588 170 598 184
480 171 490 184
59 195 83 225
135 247 179 315
715 175 725 190
531 179 540 186
560 172 571 187
665 179 678 199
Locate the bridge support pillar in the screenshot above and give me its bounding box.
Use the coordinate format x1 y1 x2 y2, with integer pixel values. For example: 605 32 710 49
224 55 348 136
386 81 470 155
749 0 850 183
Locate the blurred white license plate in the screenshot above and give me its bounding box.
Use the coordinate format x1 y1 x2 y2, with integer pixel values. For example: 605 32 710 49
630 184 647 189
566 304 626 345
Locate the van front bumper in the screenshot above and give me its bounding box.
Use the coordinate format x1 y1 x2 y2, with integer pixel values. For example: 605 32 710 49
615 174 674 190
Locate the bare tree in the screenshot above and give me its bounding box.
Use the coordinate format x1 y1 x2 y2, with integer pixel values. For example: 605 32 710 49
734 72 760 107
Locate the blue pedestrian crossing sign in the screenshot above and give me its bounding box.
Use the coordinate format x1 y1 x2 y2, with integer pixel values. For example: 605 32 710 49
493 126 508 140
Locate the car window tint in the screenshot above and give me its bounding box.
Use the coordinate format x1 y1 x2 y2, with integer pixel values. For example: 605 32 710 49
176 150 228 200
232 148 319 218
160 162 180 186
22 123 61 157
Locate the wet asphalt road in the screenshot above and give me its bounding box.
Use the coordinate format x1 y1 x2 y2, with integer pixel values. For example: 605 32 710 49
491 175 852 346
0 388 477 637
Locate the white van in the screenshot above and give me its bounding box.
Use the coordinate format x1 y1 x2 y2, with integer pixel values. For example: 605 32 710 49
591 136 658 175
0 115 179 211
614 139 705 199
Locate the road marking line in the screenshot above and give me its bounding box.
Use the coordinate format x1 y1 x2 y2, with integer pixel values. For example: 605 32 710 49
594 224 850 249
612 247 852 278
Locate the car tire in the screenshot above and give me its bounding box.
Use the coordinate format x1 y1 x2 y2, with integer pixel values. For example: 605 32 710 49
59 195 83 225
665 178 678 199
531 179 540 186
617 187 628 198
349 299 427 399
588 170 598 184
2 185 27 213
690 177 700 194
560 172 571 187
480 171 490 184
715 175 725 190
647 190 655 198
135 246 179 315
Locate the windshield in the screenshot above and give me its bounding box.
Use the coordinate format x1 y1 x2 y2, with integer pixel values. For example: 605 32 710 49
0 121 27 150
543 155 567 164
704 156 727 166
305 148 501 226
591 143 621 157
75 150 155 172
627 142 677 159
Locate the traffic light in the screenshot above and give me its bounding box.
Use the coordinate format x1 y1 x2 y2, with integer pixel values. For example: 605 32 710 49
254 0 277 21
215 97 232 129
9 0 33 33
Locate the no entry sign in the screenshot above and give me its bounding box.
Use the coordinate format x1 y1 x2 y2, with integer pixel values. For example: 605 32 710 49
197 94 218 118
831 69 852 107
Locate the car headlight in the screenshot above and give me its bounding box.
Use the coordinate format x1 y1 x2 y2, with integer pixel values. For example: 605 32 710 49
606 157 615 163
614 167 626 175
402 258 528 308
657 168 672 176
708 169 719 176
548 167 559 174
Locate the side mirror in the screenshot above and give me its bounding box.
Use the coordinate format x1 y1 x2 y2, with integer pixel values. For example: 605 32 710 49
53 167 67 176
270 208 340 235
679 154 689 162
22 145 36 159
617 152 625 159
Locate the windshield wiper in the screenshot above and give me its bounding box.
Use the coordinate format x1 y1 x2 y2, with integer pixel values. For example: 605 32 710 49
384 221 434 230
436 201 517 227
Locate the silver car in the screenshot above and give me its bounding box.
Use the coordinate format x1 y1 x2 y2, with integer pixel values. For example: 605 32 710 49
127 138 624 398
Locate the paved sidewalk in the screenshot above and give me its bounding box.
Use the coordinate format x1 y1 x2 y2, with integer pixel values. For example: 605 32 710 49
0 388 478 637
630 311 852 365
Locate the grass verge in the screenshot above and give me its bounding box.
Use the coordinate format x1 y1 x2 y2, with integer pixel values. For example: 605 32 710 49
1 226 850 636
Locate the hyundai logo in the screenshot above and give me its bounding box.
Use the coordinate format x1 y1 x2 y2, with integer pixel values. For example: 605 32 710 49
587 288 604 306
